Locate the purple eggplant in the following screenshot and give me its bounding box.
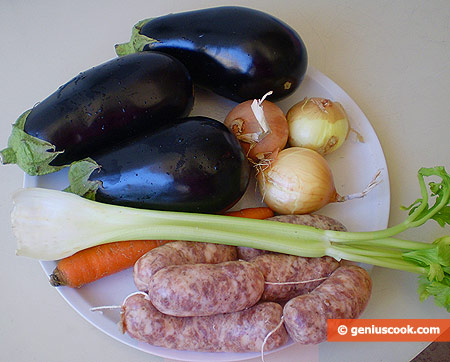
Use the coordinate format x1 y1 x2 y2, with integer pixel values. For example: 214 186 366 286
69 116 250 213
115 6 308 103
1 52 194 175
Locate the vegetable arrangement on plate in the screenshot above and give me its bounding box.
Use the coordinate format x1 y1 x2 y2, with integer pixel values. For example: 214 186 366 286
2 5 449 358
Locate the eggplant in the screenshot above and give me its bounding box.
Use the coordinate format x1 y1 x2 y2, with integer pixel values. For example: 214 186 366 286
69 116 250 213
115 6 308 103
0 52 194 175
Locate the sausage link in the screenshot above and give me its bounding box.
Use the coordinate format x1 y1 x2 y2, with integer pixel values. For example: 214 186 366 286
121 293 288 352
148 260 264 316
251 254 340 302
268 214 348 230
283 265 372 344
133 241 237 291
237 246 268 261
237 214 347 260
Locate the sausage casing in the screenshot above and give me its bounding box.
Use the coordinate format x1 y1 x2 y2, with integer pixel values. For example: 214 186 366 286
251 254 340 302
148 260 264 316
237 214 347 260
133 241 237 291
121 293 288 352
283 265 372 344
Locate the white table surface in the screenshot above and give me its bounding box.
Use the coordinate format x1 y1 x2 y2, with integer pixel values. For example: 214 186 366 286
1 1 449 361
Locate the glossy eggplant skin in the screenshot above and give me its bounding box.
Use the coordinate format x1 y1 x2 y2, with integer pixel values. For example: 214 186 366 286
116 6 307 103
88 116 250 213
24 52 194 166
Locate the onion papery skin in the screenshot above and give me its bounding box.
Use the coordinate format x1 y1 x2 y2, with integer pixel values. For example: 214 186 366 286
286 97 349 155
224 100 288 162
257 147 337 214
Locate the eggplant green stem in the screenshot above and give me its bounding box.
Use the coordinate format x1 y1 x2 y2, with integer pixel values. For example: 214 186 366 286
115 18 158 57
0 109 67 175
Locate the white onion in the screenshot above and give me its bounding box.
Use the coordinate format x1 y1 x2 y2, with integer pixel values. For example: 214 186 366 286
286 97 349 155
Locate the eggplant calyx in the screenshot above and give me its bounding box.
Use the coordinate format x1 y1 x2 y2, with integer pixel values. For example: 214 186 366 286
64 158 102 200
0 109 67 175
115 18 158 56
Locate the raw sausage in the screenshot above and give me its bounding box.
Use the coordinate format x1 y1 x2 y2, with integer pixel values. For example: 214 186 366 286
283 265 371 344
267 214 348 230
251 254 340 302
283 265 372 344
148 261 264 316
133 241 237 291
237 214 347 260
236 246 268 261
121 293 288 352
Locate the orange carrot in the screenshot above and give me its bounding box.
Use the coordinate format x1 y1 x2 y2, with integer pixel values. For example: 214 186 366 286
49 208 271 288
49 240 172 288
224 207 274 219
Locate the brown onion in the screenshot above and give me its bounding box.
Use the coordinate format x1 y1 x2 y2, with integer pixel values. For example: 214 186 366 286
257 147 381 214
224 93 288 162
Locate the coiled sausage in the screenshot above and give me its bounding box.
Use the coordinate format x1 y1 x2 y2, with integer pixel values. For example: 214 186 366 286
251 254 340 302
237 214 347 260
148 260 264 316
283 265 372 344
133 241 237 291
121 293 289 352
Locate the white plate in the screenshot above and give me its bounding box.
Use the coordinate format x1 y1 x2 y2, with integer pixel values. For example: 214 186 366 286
23 66 391 362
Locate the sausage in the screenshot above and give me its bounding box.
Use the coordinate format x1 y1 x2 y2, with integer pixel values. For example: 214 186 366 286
133 241 237 291
121 293 289 352
237 214 347 260
237 246 268 261
251 254 340 302
148 260 264 316
283 265 372 344
267 214 348 230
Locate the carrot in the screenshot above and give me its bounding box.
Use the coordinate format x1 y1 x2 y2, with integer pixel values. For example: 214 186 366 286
49 208 272 288
49 240 172 288
224 207 274 219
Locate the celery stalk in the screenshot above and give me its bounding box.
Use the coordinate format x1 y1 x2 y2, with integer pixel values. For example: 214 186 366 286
11 166 450 311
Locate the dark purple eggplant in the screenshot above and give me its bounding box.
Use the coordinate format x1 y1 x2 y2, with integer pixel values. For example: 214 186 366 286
115 6 307 103
0 52 194 175
69 116 250 213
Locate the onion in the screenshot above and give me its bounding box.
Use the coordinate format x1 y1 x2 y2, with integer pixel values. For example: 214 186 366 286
257 147 381 214
224 91 288 162
286 97 350 155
